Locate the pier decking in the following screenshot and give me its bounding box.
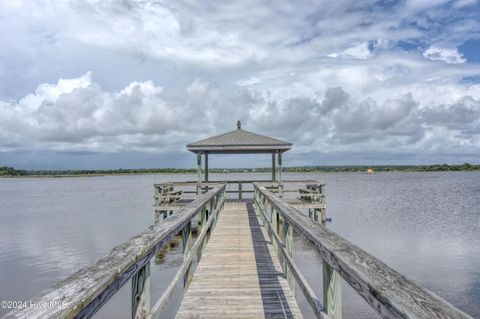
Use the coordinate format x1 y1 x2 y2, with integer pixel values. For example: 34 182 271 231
176 201 302 319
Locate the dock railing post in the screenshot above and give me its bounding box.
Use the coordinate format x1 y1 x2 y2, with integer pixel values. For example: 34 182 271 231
213 193 220 228
271 206 278 253
281 221 294 295
322 213 342 319
286 223 293 291
238 181 242 199
196 184 202 196
182 220 193 290
154 186 160 223
132 262 150 319
208 195 214 221
323 262 342 319
198 205 207 256
267 203 272 239
154 186 160 206
321 208 327 224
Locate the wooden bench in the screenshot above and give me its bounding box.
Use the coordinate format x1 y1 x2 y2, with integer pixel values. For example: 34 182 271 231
306 183 324 193
299 188 324 203
159 190 182 204
159 185 174 194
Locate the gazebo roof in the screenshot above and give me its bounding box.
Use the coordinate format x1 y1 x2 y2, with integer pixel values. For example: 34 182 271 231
186 121 292 154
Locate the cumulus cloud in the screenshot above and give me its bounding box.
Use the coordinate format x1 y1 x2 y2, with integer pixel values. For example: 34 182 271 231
1 73 183 152
1 73 479 165
423 46 466 64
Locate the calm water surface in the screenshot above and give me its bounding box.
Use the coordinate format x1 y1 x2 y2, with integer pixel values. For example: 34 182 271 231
0 172 479 318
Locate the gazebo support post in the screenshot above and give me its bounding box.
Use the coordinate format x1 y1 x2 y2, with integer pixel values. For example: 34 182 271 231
204 152 209 182
272 151 276 182
196 151 202 183
278 151 283 196
278 151 282 183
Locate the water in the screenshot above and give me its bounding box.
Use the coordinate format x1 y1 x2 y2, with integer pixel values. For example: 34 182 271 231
0 172 479 318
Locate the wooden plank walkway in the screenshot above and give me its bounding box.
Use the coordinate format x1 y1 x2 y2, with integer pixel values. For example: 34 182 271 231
176 201 303 319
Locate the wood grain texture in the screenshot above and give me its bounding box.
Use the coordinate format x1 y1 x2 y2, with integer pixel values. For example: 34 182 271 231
2 186 225 319
132 263 150 319
254 184 473 319
176 202 303 319
323 263 341 319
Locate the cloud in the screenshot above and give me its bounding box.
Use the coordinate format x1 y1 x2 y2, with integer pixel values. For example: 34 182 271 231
320 87 349 113
423 46 467 64
1 0 480 167
1 73 479 167
452 0 480 8
329 42 374 59
1 73 182 152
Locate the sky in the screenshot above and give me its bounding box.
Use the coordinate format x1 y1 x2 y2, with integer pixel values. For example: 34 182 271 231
0 0 479 169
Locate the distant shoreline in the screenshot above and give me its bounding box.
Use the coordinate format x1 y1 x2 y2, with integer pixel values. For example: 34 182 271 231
0 172 194 178
1 164 479 178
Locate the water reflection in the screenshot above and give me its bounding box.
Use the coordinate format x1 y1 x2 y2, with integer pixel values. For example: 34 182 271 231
154 235 183 267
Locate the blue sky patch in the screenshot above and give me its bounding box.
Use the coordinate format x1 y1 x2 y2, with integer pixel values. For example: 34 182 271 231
397 40 420 52
459 39 480 63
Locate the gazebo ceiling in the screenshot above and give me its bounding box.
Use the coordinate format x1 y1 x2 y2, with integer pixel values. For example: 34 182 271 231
186 121 292 154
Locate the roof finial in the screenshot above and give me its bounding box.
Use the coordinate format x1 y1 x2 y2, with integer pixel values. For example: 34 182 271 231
237 120 241 129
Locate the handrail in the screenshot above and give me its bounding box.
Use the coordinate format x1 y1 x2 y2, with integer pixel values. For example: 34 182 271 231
148 192 224 318
253 183 473 319
153 179 324 187
154 179 325 201
253 196 330 319
3 185 226 319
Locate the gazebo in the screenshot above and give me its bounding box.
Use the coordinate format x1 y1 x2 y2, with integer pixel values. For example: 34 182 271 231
186 121 292 182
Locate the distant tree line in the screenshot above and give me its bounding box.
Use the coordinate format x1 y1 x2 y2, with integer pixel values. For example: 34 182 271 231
0 167 197 176
1 163 479 177
284 163 480 172
0 166 26 176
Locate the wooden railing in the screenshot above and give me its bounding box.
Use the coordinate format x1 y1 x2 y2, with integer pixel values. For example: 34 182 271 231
3 185 226 319
253 183 473 319
154 179 325 201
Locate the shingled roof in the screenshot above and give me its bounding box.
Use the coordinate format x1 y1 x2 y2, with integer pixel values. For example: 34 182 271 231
186 122 292 154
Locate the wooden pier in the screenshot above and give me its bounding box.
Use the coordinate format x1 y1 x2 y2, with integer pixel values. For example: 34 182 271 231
3 123 475 319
